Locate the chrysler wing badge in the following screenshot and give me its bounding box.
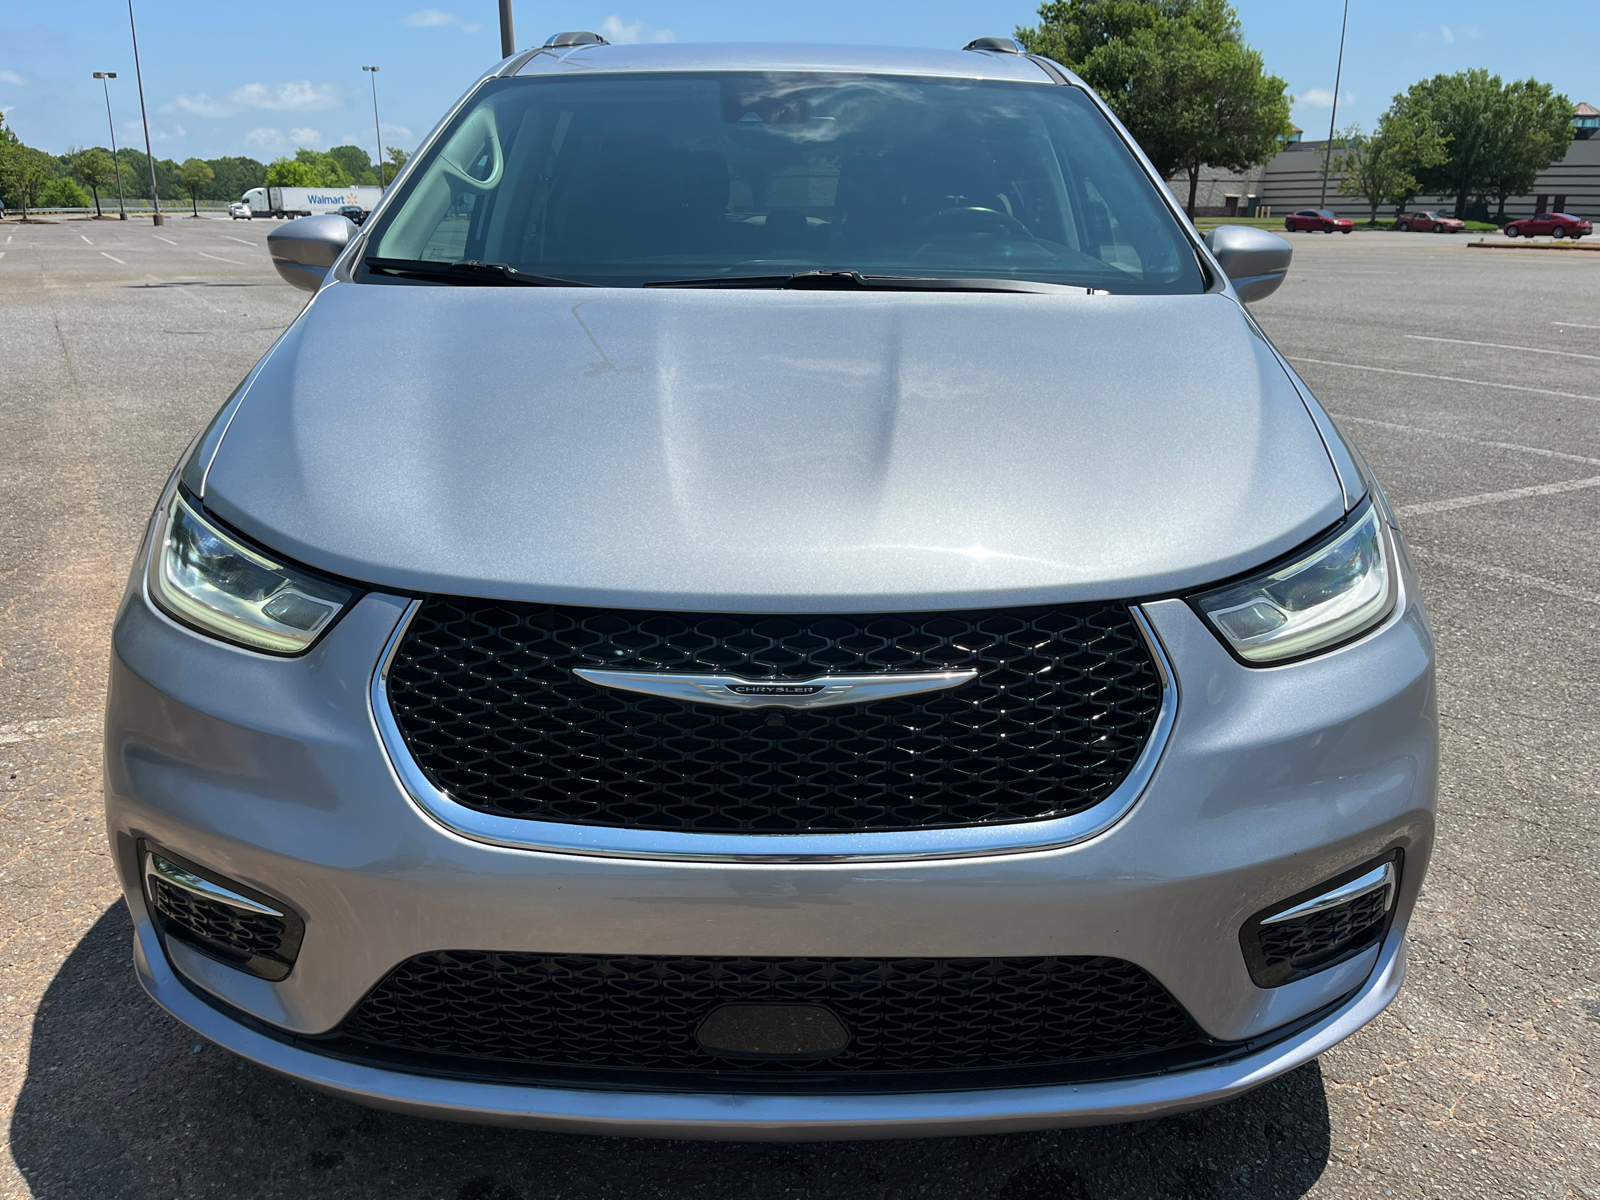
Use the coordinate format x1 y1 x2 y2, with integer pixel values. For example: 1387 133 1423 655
572 668 978 710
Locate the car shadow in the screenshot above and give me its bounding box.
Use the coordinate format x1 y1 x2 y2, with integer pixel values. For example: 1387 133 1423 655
10 904 1332 1200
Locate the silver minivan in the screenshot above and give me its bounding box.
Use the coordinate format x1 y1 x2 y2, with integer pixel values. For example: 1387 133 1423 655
106 37 1435 1140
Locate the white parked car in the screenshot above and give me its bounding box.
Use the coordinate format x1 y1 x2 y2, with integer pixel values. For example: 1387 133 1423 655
228 202 252 220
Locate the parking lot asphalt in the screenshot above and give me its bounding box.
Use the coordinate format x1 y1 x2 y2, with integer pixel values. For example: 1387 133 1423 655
0 220 1595 1200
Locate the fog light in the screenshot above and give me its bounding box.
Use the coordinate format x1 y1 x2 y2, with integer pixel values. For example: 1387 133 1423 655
141 844 304 981
1240 854 1400 988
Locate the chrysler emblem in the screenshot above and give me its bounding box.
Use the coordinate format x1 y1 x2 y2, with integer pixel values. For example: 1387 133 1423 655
572 667 977 710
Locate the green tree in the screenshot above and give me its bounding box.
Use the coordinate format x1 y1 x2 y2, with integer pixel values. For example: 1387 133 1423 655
1333 101 1448 224
72 147 119 217
202 156 267 203
1480 80 1574 221
1405 70 1504 220
385 145 410 181
293 147 352 186
177 157 215 215
265 156 319 187
39 176 91 208
327 144 374 185
0 115 21 211
1017 0 1290 215
8 146 57 218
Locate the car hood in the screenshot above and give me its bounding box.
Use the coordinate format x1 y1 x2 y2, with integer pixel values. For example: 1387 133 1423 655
203 284 1345 611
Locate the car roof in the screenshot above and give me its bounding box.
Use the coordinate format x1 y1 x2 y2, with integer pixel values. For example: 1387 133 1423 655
513 41 1065 85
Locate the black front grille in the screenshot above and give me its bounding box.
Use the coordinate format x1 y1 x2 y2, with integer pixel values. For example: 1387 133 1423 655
385 599 1162 833
336 952 1211 1084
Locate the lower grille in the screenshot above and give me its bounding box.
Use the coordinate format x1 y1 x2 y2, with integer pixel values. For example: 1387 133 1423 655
142 846 303 981
384 599 1163 834
336 952 1213 1085
1256 889 1390 977
1240 854 1400 988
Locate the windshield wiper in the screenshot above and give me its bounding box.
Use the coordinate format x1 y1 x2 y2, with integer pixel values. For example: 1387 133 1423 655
644 270 1094 294
364 257 593 287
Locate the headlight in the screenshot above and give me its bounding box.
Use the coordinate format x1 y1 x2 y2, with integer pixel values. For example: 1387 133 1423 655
1193 503 1396 664
147 492 355 654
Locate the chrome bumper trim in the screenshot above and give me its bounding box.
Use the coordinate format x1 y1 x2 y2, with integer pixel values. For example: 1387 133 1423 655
368 600 1178 863
1261 860 1396 926
144 851 284 918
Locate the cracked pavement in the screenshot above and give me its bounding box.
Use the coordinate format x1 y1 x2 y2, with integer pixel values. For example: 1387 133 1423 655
0 219 1595 1198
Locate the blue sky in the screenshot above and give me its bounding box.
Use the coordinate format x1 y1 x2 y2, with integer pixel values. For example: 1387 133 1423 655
1 2 1590 162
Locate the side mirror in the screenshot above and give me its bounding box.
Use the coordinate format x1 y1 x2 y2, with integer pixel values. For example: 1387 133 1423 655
267 214 357 292
1204 226 1292 303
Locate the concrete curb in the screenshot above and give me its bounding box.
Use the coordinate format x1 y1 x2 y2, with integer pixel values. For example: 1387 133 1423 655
1467 239 1600 252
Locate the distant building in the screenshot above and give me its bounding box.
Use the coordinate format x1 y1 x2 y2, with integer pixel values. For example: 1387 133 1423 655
1255 105 1600 220
1163 126 1300 218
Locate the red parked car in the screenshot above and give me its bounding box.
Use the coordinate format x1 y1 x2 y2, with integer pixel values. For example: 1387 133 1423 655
1284 208 1354 233
1395 210 1465 233
1503 212 1592 239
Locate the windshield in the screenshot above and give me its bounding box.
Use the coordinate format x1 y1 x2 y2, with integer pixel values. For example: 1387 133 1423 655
364 72 1203 293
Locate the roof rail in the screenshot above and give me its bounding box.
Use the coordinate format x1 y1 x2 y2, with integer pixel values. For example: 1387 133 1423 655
963 37 1025 54
544 31 609 48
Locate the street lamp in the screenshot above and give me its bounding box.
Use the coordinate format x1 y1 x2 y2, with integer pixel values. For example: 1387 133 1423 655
362 66 386 188
126 0 163 224
93 72 129 220
499 0 516 59
1318 0 1351 210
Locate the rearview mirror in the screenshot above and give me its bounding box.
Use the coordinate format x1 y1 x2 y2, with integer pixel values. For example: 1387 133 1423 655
267 215 357 292
1204 226 1292 303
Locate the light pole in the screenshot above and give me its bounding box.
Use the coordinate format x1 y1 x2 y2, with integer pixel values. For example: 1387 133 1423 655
93 72 129 220
499 0 516 58
127 0 163 224
1318 0 1350 210
362 66 385 188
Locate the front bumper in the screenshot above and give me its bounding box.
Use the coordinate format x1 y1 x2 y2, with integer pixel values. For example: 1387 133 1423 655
105 536 1436 1137
131 909 1406 1140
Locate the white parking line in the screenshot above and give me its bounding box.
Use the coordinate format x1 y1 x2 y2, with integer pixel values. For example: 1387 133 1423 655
197 251 246 266
0 252 5 260
154 234 178 246
1552 321 1600 330
1407 545 1600 606
80 234 94 245
101 251 127 265
1396 475 1600 517
1405 333 1600 363
1289 356 1600 404
221 235 253 245
1328 414 1600 468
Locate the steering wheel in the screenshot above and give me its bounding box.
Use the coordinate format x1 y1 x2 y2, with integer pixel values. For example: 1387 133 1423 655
910 206 1034 240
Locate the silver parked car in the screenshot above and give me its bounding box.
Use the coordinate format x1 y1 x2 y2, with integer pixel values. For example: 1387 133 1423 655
106 37 1434 1140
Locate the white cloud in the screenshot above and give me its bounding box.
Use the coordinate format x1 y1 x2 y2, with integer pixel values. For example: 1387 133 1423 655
289 127 322 147
0 105 13 118
336 124 413 148
404 9 481 31
599 14 676 44
1441 25 1454 43
166 93 233 118
245 127 284 148
0 70 24 85
1464 27 1482 38
1295 88 1354 111
227 80 341 112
